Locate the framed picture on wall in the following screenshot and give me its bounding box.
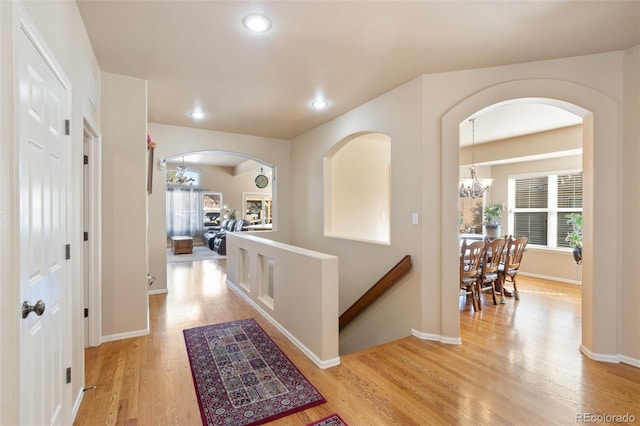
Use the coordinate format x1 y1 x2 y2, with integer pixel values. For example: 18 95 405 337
242 192 272 225
203 192 222 228
203 192 222 211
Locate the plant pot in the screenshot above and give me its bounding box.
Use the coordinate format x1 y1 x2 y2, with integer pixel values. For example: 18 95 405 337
573 247 582 264
483 225 501 240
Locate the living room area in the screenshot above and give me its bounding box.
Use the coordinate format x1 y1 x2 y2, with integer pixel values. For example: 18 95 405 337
163 152 274 259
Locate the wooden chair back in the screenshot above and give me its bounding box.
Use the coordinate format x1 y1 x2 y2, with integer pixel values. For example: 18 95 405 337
504 236 528 272
499 235 528 301
460 240 486 284
483 237 507 275
460 239 486 311
478 237 507 305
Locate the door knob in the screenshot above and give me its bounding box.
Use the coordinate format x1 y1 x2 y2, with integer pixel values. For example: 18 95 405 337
22 300 45 319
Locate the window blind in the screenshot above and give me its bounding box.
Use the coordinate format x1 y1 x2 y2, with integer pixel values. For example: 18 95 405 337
515 177 548 209
514 212 547 245
557 173 583 209
511 172 582 248
556 172 583 247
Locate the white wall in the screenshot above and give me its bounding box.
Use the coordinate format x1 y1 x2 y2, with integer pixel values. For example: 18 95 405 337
147 123 291 293
1 1 101 423
621 45 640 364
101 72 149 340
291 78 424 354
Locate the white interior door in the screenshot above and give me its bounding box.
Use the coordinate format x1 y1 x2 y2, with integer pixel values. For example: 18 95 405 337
17 23 70 426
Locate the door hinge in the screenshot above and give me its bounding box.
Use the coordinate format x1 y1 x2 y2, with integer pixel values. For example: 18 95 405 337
65 244 71 260
84 308 89 318
66 367 71 384
84 232 89 242
65 120 70 136
83 155 88 165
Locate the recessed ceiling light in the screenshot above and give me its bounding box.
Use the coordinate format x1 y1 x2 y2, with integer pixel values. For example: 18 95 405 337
191 111 205 119
243 15 271 33
311 100 328 109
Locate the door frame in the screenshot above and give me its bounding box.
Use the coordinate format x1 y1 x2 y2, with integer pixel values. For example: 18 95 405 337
83 118 102 348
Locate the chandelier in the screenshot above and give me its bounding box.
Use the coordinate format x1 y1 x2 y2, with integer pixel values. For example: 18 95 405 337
459 118 493 198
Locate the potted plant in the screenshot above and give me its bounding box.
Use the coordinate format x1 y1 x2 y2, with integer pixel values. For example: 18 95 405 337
483 203 505 240
565 213 582 264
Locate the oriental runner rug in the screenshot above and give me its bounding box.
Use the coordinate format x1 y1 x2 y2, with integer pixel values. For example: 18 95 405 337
183 318 326 425
307 413 349 426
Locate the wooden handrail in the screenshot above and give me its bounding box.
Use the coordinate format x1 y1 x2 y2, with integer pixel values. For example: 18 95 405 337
339 255 412 331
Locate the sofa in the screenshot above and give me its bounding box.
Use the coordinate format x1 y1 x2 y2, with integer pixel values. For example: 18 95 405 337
203 219 248 255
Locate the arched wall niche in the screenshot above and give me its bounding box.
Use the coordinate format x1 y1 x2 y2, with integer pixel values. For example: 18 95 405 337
324 132 391 245
437 79 619 359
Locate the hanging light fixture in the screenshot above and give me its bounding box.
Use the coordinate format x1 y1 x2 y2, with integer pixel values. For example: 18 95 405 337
177 156 187 170
459 118 493 198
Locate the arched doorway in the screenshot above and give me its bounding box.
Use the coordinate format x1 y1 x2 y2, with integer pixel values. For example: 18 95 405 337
163 150 275 242
440 80 620 359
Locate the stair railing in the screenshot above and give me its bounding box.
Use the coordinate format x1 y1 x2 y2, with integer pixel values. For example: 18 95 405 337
339 255 412 331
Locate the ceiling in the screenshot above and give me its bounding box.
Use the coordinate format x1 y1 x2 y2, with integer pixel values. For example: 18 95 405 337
77 1 639 146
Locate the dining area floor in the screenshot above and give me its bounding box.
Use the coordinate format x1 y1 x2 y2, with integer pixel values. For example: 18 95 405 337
73 260 639 425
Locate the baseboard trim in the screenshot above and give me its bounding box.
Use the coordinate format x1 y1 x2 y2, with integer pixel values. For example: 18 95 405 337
71 386 84 423
519 271 581 285
619 355 640 368
226 279 340 369
101 327 150 343
580 345 640 368
411 328 462 345
148 288 168 295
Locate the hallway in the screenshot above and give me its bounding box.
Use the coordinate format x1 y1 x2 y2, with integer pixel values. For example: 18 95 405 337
74 259 639 425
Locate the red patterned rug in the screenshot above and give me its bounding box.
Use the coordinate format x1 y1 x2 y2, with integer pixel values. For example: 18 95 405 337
183 318 326 425
307 413 348 426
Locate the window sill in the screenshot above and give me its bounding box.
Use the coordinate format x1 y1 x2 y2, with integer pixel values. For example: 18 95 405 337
525 245 576 254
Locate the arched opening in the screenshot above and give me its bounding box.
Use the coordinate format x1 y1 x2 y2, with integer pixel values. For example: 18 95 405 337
440 80 619 359
163 150 275 253
457 98 584 327
324 132 391 245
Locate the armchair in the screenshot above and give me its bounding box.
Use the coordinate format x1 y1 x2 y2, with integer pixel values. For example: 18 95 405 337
203 219 235 250
212 219 249 255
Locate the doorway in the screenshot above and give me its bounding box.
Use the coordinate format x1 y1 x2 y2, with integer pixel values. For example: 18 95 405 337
16 14 71 425
83 119 102 348
457 100 584 310
441 79 619 357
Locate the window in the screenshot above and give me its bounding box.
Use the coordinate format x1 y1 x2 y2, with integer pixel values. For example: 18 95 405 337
166 169 200 186
459 196 483 234
509 172 582 248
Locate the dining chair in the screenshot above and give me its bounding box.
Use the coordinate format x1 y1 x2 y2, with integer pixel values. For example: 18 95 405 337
460 239 486 311
478 237 507 305
498 235 528 300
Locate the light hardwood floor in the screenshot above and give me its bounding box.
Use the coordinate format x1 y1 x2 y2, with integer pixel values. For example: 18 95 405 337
74 259 639 425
